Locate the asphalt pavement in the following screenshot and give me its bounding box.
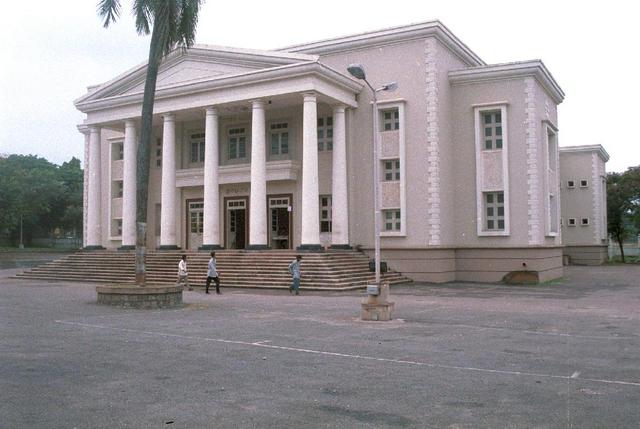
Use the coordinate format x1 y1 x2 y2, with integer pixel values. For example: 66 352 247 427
1 264 639 428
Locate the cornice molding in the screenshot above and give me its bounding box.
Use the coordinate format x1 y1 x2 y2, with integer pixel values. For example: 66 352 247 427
449 60 565 104
560 145 610 162
75 62 363 113
75 46 319 105
278 20 485 67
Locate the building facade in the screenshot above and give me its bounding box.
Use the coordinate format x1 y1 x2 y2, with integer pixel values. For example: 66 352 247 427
559 145 609 264
76 21 570 282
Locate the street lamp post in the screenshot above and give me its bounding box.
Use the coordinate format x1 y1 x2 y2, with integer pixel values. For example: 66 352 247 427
347 64 397 285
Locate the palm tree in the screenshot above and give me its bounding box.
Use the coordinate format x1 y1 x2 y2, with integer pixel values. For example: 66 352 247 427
98 0 204 285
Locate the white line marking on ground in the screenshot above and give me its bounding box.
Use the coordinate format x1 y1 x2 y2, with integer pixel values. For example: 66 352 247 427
571 371 581 379
55 320 640 388
417 321 636 341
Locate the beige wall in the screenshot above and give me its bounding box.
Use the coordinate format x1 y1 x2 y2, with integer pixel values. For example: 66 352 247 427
559 150 607 246
316 38 431 249
451 78 529 246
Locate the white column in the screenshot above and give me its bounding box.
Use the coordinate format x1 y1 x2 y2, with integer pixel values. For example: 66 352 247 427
86 126 103 248
202 107 221 249
121 119 137 248
249 100 268 248
299 93 321 250
160 113 178 249
331 106 350 248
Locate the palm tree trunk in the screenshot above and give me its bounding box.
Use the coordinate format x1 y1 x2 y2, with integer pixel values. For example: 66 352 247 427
135 23 165 286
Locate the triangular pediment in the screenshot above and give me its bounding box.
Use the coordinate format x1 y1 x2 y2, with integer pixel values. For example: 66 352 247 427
122 59 256 95
77 46 317 104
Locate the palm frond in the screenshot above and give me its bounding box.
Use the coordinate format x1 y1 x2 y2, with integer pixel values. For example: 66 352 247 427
177 0 202 48
132 0 152 35
97 0 122 28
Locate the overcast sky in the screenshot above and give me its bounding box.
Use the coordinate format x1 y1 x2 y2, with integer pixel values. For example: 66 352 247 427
1 0 638 172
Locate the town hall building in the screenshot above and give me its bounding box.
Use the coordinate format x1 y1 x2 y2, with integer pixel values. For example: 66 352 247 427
75 21 606 283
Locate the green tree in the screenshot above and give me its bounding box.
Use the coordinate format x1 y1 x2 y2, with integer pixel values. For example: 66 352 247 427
98 0 204 285
58 158 84 238
0 155 67 246
607 167 640 262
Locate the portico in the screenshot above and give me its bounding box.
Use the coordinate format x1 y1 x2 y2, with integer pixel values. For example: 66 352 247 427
75 48 361 251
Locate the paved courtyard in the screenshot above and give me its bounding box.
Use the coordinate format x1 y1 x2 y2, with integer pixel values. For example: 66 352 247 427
1 263 639 428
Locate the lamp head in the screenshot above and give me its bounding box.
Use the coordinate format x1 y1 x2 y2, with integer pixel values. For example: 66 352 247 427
382 81 398 92
347 64 366 80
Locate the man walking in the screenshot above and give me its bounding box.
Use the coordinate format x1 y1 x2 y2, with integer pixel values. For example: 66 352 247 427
288 255 302 295
178 254 192 291
206 251 221 295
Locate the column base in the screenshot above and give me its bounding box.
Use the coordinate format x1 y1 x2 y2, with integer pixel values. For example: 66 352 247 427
330 244 353 250
199 244 224 251
158 245 181 251
84 245 105 251
296 244 323 252
117 245 136 251
246 244 271 250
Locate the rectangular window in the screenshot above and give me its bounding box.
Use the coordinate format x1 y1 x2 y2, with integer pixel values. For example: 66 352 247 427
112 142 124 161
154 204 161 236
380 108 399 131
189 202 204 233
484 191 505 231
228 128 247 160
383 209 401 231
156 138 162 168
317 117 333 151
568 218 576 227
482 111 503 150
319 195 332 232
581 218 590 226
190 132 205 163
112 180 123 198
546 126 559 235
270 123 289 156
580 179 589 188
383 159 400 181
567 180 575 188
112 219 122 237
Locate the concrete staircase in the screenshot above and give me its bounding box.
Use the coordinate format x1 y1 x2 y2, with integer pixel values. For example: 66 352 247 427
14 250 410 291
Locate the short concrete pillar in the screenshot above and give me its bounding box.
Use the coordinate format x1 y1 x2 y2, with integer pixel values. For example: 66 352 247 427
361 282 394 321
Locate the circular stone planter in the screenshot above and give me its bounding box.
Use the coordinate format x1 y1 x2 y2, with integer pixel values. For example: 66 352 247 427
96 284 183 309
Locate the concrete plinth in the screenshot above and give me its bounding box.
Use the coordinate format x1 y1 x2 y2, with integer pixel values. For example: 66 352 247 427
96 284 183 309
361 282 394 321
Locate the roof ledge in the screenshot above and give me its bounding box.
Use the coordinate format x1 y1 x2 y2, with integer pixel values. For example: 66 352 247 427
449 60 565 104
560 145 610 162
278 20 485 67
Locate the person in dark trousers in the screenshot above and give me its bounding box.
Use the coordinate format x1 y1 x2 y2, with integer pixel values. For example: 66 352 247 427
206 252 221 294
288 255 302 295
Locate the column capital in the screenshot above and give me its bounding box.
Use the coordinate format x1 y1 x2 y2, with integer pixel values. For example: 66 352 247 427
88 125 101 133
251 99 265 109
205 106 218 116
162 113 175 122
124 118 137 128
332 105 347 114
302 92 317 103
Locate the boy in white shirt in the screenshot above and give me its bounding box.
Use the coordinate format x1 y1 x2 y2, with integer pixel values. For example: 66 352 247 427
177 254 191 290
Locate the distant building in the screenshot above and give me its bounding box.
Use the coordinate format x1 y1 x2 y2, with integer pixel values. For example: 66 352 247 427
559 145 609 264
75 20 594 283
